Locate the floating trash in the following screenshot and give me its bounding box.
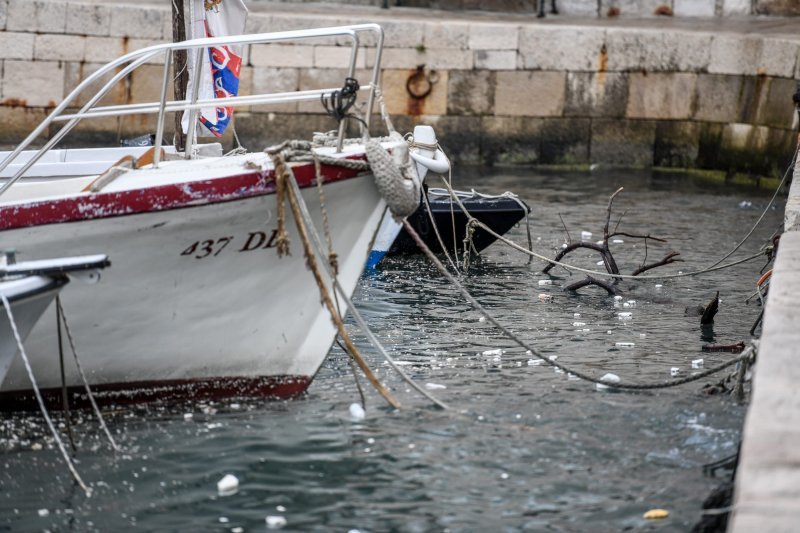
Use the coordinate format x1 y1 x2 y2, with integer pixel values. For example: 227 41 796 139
500 472 509 479
37 509 49 517
482 349 503 356
538 293 553 303
425 383 447 390
612 239 624 244
613 295 623 301
596 240 604 245
596 373 620 391
623 302 631 308
692 359 704 369
643 509 670 520
615 342 635 348
626 300 637 307
596 260 604 266
639 333 647 338
655 284 663 288
573 322 586 327
670 367 680 377
581 231 592 240
183 413 193 420
349 403 366 421
266 515 287 529
738 200 752 208
549 355 558 361
217 474 239 496
527 359 542 366
618 312 632 320
561 243 568 249
276 505 287 513
538 279 553 286
573 313 581 318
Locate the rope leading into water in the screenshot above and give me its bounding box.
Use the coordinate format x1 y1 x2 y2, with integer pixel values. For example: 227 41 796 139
403 219 756 391
1 294 90 495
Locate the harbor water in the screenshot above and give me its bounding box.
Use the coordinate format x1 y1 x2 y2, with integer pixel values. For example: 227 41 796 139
0 167 782 532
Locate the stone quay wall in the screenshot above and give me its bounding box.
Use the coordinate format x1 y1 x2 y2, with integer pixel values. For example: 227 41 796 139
0 0 798 179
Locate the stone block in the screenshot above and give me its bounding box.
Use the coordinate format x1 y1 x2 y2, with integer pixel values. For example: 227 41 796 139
495 71 565 117
109 5 165 39
722 0 752 14
0 31 34 60
673 0 716 16
605 28 663 72
694 74 742 123
448 70 494 116
555 0 599 16
65 3 111 36
128 39 168 65
696 122 724 170
129 64 174 105
3 59 64 106
539 118 591 165
250 44 314 68
755 0 800 15
380 68 448 117
756 77 796 129
709 35 763 75
244 13 272 35
474 50 517 70
424 22 469 50
564 71 628 118
34 34 85 62
758 38 799 78
519 25 606 71
234 112 335 150
654 121 699 168
63 61 127 108
0 0 7 31
7 0 66 33
468 23 518 50
313 46 366 70
481 116 543 165
599 0 666 17
84 37 127 64
662 31 713 72
382 20 425 49
298 68 348 113
626 72 696 120
374 47 472 70
591 119 656 167
0 106 49 145
717 122 778 175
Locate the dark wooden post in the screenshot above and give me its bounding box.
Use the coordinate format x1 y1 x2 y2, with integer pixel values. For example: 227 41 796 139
172 0 188 151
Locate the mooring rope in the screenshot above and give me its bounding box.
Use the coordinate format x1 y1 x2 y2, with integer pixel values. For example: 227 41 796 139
403 219 757 391
1 294 90 495
56 297 119 452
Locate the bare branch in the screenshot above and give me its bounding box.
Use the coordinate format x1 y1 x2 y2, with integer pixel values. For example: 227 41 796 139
603 187 625 242
631 251 682 276
608 231 668 243
542 242 608 274
565 276 620 295
557 213 572 246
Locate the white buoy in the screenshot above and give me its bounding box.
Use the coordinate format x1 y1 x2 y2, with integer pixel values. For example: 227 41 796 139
217 474 239 496
349 403 366 421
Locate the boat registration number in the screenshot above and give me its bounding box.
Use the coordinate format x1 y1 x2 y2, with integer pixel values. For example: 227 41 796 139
180 230 279 259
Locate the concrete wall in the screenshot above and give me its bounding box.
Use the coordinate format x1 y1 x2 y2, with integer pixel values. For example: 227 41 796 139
0 0 798 178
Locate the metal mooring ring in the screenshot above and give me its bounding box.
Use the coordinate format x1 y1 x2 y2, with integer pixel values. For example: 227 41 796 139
406 65 434 100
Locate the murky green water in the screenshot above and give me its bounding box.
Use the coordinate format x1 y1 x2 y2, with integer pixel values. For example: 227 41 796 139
0 167 782 532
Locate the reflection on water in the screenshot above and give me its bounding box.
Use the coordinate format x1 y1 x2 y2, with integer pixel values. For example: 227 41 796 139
0 167 781 531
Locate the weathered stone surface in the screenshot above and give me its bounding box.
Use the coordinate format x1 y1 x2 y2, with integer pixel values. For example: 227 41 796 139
738 75 771 123
474 50 517 70
381 68 448 117
626 72 696 120
696 122 725 170
0 106 48 144
694 74 742 123
555 0 599 16
84 37 127 64
8 0 65 33
722 0 752 15
468 23 518 50
598 0 667 17
396 115 482 165
376 47 473 70
539 118 591 165
757 38 799 78
0 31 34 60
654 121 699 168
65 3 112 36
424 21 469 50
755 77 796 129
3 60 63 106
0 0 8 31
234 112 337 149
109 5 165 39
482 116 543 165
564 71 628 118
661 31 713 72
252 67 300 113
129 64 174 105
519 25 605 71
313 46 367 69
605 28 663 71
591 119 656 167
709 34 763 75
34 34 85 62
754 0 800 15
382 20 426 49
494 71 566 117
673 0 716 17
448 70 494 115
62 62 127 107
250 44 315 68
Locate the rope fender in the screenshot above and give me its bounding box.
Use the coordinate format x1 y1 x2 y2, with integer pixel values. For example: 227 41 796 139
365 132 421 220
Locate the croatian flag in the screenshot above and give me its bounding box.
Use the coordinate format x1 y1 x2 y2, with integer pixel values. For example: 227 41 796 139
183 0 248 137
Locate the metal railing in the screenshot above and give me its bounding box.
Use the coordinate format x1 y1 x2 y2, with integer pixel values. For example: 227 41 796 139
0 23 385 197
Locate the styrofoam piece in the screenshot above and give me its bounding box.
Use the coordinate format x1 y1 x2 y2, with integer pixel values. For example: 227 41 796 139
217 474 239 495
692 359 704 369
615 342 635 347
538 279 553 286
670 367 680 377
349 403 366 421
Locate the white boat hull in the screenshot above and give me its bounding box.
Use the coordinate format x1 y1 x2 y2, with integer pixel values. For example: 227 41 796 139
0 161 384 407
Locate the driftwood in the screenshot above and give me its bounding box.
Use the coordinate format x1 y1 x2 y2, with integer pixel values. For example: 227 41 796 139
701 291 720 325
544 187 682 294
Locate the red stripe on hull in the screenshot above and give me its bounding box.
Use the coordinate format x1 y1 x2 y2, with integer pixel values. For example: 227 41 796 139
0 155 367 231
0 375 312 412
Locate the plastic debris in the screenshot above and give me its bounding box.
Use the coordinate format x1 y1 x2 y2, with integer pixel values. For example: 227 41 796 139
618 312 632 320
217 474 239 496
232 528 244 533
738 200 752 208
478 316 486 322
549 355 558 361
596 260 604 266
692 359 704 369
670 367 680 377
626 300 637 307
596 240 604 245
482 349 503 356
538 294 553 303
183 413 193 420
573 322 586 327
615 342 635 348
613 295 623 301
425 383 447 390
643 509 670 520
527 359 542 366
596 373 620 391
500 472 509 479
219 517 229 523
538 279 553 286
612 239 624 244
573 313 581 318
37 509 49 517
581 231 592 240
266 515 287 529
276 505 287 512
561 243 568 249
349 403 366 421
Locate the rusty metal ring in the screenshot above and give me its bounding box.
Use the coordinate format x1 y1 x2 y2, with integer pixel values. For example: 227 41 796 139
406 67 433 100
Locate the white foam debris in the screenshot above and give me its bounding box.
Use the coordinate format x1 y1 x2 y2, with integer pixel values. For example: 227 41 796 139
692 359 704 369
500 472 509 479
265 515 287 529
739 200 752 208
538 279 552 286
596 373 621 391
538 294 553 303
670 367 680 377
527 359 542 366
568 373 580 381
615 342 635 348
626 300 637 307
618 312 632 320
573 322 586 327
596 240 604 245
31 442 42 450
230 403 241 410
549 355 558 361
561 243 568 249
623 302 631 307
276 505 287 512
612 239 624 244
217 474 239 496
478 316 486 322
639 333 647 338
573 313 581 318
482 349 503 356
425 383 447 390
581 231 592 240
232 528 244 533
525 350 532 355
613 295 623 301
38 509 49 517
596 260 604 266
219 517 229 523
183 413 193 420
349 403 366 421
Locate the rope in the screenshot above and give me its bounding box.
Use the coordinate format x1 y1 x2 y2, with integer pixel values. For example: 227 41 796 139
320 77 360 123
312 154 338 275
421 189 459 273
403 219 758 391
1 294 90 495
57 297 119 452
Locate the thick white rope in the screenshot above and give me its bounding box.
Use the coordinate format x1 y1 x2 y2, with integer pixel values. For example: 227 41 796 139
1 294 90 495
